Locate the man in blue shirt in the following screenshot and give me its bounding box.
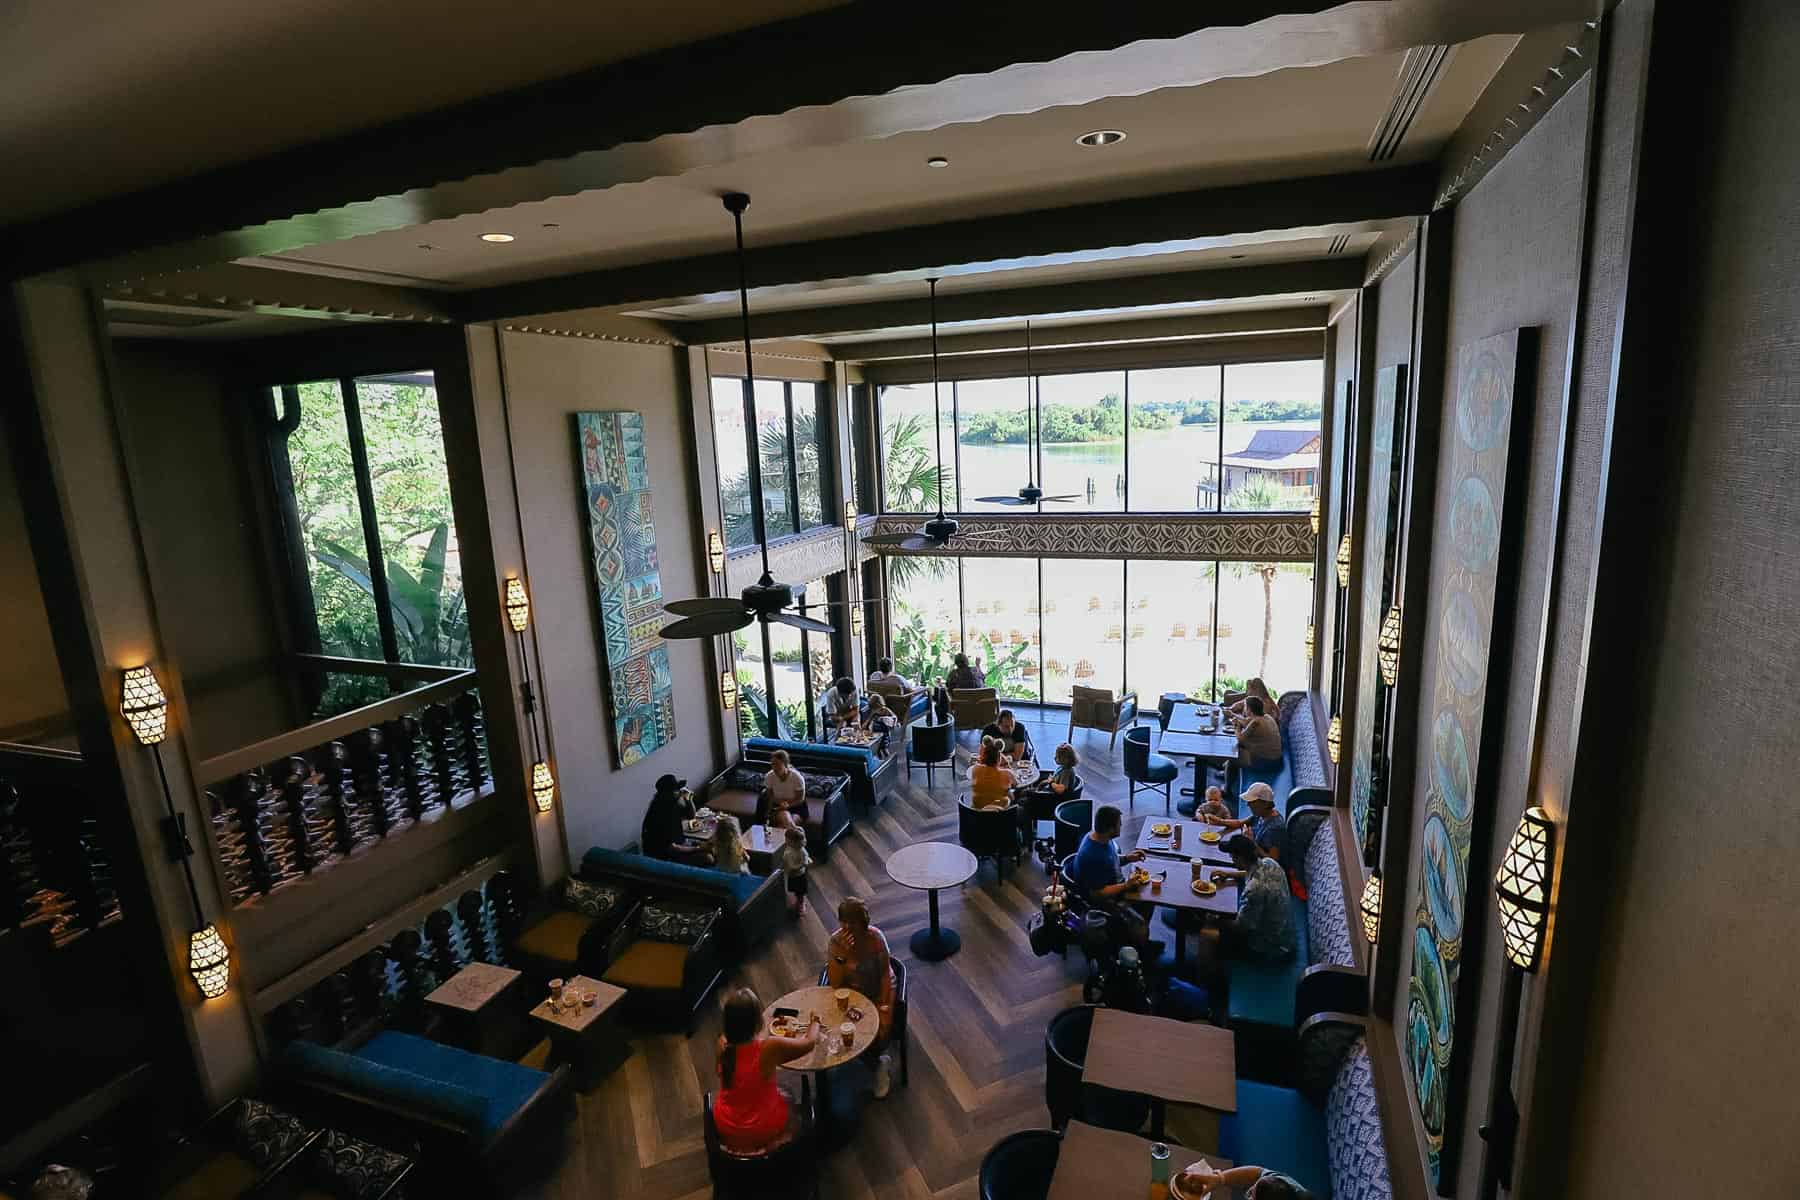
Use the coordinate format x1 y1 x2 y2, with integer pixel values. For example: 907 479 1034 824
1072 804 1162 958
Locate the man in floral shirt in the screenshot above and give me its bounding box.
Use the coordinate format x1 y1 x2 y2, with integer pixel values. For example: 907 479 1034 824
1213 833 1297 962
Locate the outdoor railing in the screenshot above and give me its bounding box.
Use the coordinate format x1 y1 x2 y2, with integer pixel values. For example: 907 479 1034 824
194 659 491 908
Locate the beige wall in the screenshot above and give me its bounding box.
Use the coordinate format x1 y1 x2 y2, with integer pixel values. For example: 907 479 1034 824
1320 298 1358 704
0 413 72 744
491 329 724 860
1562 1 1800 1192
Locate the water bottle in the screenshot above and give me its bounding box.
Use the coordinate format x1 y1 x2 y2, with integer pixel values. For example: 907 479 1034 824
1149 1141 1171 1199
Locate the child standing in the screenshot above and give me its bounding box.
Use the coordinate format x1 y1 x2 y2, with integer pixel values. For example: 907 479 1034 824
777 826 812 918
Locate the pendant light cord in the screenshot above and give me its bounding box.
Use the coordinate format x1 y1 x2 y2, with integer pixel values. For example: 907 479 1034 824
726 193 774 583
1024 320 1035 487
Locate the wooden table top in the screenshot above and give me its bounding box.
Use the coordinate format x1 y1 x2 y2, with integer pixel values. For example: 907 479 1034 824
1158 729 1240 762
1124 864 1241 917
1137 819 1234 864
886 841 978 891
424 961 521 1013
529 975 626 1033
1165 701 1227 735
763 986 879 1072
1045 1120 1230 1200
1082 1008 1238 1112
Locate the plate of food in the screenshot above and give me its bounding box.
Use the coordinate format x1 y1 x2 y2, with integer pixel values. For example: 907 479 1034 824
1199 830 1222 843
1190 879 1218 897
768 1015 800 1037
1150 822 1173 837
1128 866 1152 886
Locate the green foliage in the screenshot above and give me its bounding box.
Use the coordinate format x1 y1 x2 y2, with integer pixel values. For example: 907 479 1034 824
958 393 1177 445
881 412 953 511
1193 674 1249 703
891 610 959 689
1225 475 1309 511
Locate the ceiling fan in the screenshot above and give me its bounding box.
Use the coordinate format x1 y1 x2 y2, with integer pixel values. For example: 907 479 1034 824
863 279 1010 553
974 319 1082 506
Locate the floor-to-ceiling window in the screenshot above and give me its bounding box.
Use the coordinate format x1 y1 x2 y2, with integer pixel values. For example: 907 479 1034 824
1040 558 1126 702
1221 360 1325 511
1124 559 1218 705
1037 371 1126 512
878 381 955 512
710 374 834 543
960 557 1040 701
1127 364 1223 512
954 377 1034 511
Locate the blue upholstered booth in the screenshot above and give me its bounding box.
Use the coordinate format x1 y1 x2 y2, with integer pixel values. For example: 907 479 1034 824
744 735 895 808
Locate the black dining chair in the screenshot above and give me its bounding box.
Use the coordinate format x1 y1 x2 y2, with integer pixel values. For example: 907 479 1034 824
1043 1004 1151 1134
1053 798 1093 862
702 1091 819 1198
979 1129 1062 1200
960 799 1023 875
1123 726 1180 814
817 957 909 1087
906 720 956 788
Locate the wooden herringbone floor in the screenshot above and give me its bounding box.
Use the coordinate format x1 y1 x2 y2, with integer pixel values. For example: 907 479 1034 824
519 711 1186 1200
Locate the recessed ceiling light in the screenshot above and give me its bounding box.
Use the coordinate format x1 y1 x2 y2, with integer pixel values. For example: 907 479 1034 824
1076 129 1127 148
480 232 516 243
926 156 950 169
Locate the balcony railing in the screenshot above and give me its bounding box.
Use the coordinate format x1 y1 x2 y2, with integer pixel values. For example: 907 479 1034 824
195 657 491 908
0 743 125 949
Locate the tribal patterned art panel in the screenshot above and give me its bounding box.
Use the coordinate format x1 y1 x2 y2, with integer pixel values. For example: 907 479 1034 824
866 513 1315 562
577 411 676 766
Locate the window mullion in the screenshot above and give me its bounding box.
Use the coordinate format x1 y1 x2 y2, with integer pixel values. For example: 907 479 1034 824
340 377 402 666
783 382 802 535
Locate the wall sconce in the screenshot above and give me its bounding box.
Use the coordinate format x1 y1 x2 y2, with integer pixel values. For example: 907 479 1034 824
1327 714 1342 763
531 760 556 813
1335 534 1352 588
843 499 857 534
850 602 864 639
120 665 230 1000
719 670 739 712
707 530 726 576
1304 622 1315 663
1360 872 1382 944
1495 807 1555 971
1377 605 1403 687
504 576 530 633
1480 806 1558 1197
1309 494 1321 536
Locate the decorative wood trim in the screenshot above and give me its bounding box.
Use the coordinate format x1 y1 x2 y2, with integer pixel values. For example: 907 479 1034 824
865 512 1315 563
861 330 1325 387
835 306 1331 362
723 527 854 592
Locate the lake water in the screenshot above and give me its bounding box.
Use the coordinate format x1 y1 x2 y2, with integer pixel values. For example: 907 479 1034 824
948 420 1318 512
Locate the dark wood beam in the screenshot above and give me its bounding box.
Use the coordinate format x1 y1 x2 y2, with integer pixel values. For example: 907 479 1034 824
1 3 1340 282
464 166 1430 325
824 305 1330 360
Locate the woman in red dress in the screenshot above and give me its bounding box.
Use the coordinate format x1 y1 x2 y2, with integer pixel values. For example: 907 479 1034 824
713 988 822 1154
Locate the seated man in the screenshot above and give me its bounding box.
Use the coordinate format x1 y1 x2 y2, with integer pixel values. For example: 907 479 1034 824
641 773 713 865
1234 695 1284 770
1207 833 1298 964
1212 782 1288 863
1070 804 1160 957
822 677 860 731
867 657 913 691
981 708 1034 765
933 653 984 721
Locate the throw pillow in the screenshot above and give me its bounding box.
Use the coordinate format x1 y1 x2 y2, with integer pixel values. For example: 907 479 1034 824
641 903 717 945
308 1130 413 1199
564 879 622 920
232 1098 315 1170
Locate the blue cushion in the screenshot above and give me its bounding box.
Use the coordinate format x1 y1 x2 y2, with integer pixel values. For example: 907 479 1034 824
1221 1080 1333 1199
352 1031 549 1139
582 845 762 907
745 736 878 776
284 1039 490 1134
1144 753 1180 783
1227 892 1311 1027
1240 756 1295 814
906 692 930 720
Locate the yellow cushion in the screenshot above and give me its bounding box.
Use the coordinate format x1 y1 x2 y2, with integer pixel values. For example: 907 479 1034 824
160 1151 259 1200
602 939 689 990
514 910 594 965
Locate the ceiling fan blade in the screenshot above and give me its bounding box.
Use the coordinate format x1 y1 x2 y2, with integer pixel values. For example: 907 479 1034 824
972 494 1035 506
861 530 928 547
770 612 835 635
659 611 755 639
664 597 748 617
1040 494 1083 502
795 596 878 609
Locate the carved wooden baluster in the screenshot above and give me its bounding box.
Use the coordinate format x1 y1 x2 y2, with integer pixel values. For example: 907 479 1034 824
266 757 309 874
381 717 425 821
312 742 361 855
350 947 391 1027
311 974 351 1046
345 728 390 838
453 689 489 794
388 930 431 1026
267 994 318 1047
424 909 460 979
253 766 301 891
457 890 490 963
78 813 123 929
223 773 273 897
0 779 35 930
422 703 458 803
486 870 523 957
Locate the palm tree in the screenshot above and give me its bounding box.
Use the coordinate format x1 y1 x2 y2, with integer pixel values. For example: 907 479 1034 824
881 412 953 512
1255 562 1278 676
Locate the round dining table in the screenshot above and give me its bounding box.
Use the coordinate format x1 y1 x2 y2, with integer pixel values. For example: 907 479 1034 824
763 984 880 1147
886 841 978 961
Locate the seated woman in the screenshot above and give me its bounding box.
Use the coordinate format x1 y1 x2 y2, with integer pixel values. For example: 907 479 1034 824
934 653 983 721
641 773 713 866
1225 677 1277 725
711 813 751 875
969 736 1015 810
1206 834 1298 964
825 897 898 1097
763 749 807 832
1234 695 1284 770
713 987 822 1155
1176 1164 1314 1199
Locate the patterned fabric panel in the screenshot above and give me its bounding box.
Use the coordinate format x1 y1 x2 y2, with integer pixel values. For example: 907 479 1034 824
1279 693 1329 791
1288 809 1330 886
1326 1039 1394 1200
233 1098 315 1170
308 1129 413 1199
1298 1020 1363 1105
563 879 624 920
641 902 719 945
1306 830 1355 968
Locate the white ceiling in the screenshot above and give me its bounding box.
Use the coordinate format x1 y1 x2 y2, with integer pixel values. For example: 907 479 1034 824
254 38 1511 294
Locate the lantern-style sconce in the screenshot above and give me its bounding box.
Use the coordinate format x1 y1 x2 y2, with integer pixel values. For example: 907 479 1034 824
720 670 739 712
1377 605 1403 687
707 530 726 576
1304 622 1315 663
1360 873 1382 944
1309 494 1321 536
189 924 231 999
504 577 530 633
850 602 864 639
844 499 857 534
121 665 170 746
1495 807 1555 971
531 760 556 812
1335 534 1352 588
1327 714 1342 763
